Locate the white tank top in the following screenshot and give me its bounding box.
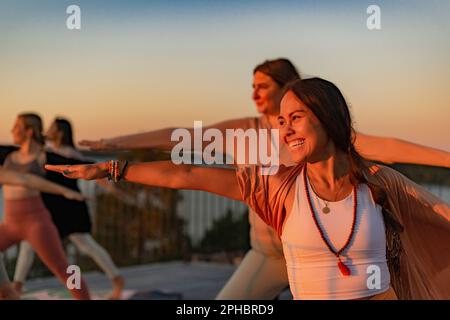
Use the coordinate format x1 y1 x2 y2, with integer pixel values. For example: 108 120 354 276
281 169 390 300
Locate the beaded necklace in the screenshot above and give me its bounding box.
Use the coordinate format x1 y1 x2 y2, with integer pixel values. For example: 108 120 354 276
303 165 357 276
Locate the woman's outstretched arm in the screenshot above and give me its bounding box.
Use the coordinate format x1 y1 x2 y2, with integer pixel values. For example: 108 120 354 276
354 132 450 168
45 161 242 201
0 167 84 201
78 120 450 168
79 118 253 151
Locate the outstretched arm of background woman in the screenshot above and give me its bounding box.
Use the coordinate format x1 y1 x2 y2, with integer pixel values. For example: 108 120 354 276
0 167 84 201
45 162 242 201
79 118 252 151
81 123 450 168
354 132 450 168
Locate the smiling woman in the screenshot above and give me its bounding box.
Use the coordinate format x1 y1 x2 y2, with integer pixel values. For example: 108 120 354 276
46 77 450 300
277 79 354 167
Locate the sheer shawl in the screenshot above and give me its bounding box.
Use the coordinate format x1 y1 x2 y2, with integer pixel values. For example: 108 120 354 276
236 163 450 299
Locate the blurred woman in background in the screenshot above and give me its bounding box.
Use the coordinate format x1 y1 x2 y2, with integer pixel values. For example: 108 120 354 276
12 117 126 300
0 113 90 300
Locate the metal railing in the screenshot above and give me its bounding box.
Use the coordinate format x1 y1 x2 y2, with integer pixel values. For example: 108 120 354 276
3 163 449 279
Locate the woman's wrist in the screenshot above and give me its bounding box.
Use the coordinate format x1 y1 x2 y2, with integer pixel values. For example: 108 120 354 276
99 161 110 173
106 160 129 182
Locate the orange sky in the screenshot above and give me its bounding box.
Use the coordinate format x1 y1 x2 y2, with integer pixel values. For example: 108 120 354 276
1 1 449 151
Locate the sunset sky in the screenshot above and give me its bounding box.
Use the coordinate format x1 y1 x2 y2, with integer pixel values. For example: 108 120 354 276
0 0 449 151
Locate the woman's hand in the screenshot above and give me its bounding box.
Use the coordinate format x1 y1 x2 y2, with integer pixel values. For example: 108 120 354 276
62 189 85 201
45 162 109 180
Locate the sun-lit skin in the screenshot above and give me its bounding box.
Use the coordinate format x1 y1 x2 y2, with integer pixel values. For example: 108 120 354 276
277 90 333 164
252 71 283 116
11 117 30 146
276 90 354 205
45 122 59 143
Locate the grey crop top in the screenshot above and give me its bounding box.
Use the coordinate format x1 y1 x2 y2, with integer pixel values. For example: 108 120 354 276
3 153 46 177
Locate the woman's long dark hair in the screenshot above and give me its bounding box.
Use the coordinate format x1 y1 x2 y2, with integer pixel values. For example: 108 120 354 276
282 78 390 209
282 78 404 293
283 78 408 230
54 118 75 148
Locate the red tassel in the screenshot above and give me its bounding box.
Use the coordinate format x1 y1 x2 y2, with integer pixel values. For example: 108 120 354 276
338 260 351 276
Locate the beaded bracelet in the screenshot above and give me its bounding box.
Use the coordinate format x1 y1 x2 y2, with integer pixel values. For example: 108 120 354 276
107 160 129 183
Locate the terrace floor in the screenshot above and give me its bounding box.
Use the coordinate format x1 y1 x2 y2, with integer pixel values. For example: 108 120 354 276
20 261 292 300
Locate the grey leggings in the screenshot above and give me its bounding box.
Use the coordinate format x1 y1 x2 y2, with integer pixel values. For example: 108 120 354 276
14 233 120 283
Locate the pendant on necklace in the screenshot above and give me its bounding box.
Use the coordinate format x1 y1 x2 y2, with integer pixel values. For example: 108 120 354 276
322 206 330 214
338 259 351 276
